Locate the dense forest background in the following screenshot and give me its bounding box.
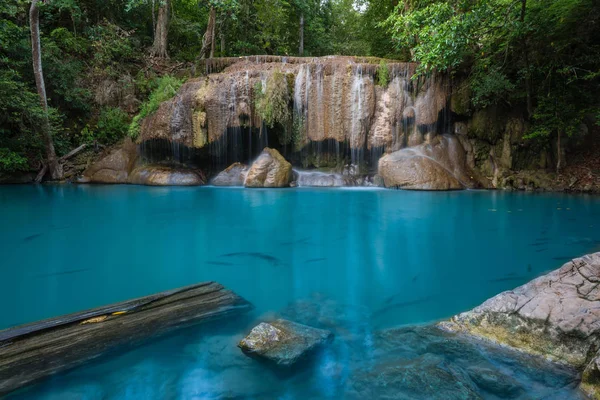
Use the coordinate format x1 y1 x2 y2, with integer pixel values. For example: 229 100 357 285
0 0 599 177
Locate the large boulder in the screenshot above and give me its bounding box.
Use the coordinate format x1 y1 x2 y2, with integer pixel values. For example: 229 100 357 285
244 148 292 188
82 140 137 184
238 319 333 366
440 252 600 370
378 135 476 190
128 165 206 186
211 162 248 186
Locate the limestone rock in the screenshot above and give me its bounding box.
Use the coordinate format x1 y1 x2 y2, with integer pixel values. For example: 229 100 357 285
128 165 206 186
83 140 137 184
238 319 333 366
211 162 248 186
378 135 476 190
440 252 600 369
466 366 524 398
351 353 483 400
582 352 600 400
244 148 292 188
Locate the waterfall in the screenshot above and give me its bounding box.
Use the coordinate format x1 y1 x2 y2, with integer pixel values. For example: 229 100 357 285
350 65 367 166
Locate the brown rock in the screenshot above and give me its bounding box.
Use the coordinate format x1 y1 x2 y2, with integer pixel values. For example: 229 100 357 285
245 148 292 188
378 135 475 190
83 139 137 184
212 162 248 186
128 165 206 186
440 252 600 369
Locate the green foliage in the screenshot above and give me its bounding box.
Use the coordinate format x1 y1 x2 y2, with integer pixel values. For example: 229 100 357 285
376 60 389 87
96 107 130 144
129 75 183 139
0 148 28 172
254 69 291 128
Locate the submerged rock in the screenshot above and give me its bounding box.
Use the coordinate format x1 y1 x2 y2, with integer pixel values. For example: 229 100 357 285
378 135 476 190
466 366 524 398
238 319 333 366
245 148 292 188
440 252 600 370
582 352 600 399
128 165 206 186
351 353 482 400
211 162 248 186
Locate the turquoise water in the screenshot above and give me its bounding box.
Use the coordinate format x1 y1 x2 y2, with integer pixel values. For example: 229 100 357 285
1 185 599 399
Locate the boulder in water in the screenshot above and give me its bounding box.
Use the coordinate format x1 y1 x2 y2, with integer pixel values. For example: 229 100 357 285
212 162 248 186
440 252 600 370
82 140 137 184
245 148 292 188
238 319 333 366
128 165 206 186
378 135 475 190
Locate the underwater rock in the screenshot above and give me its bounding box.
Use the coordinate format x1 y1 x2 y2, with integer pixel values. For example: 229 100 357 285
279 293 371 342
211 162 248 186
582 352 600 399
440 252 600 369
238 319 333 366
128 165 206 186
245 148 292 188
466 366 524 398
378 135 475 190
350 353 482 400
82 140 137 184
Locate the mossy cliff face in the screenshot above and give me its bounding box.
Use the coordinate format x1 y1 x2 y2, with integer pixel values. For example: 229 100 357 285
439 252 600 398
135 57 449 165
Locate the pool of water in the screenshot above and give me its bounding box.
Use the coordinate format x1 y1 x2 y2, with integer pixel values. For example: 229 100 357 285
1 185 599 399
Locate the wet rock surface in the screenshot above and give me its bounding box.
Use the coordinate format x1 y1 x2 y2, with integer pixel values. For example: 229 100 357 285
582 351 600 399
441 252 600 368
82 141 137 184
211 162 248 186
244 148 292 188
378 135 477 190
128 165 206 186
238 319 333 366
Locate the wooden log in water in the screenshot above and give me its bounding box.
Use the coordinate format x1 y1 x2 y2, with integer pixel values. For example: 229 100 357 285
0 281 253 395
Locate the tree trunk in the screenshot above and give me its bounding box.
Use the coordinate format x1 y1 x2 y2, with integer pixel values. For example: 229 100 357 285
30 0 62 181
200 7 216 59
299 13 304 56
220 33 225 56
556 129 562 173
150 0 169 58
210 20 215 59
520 0 533 118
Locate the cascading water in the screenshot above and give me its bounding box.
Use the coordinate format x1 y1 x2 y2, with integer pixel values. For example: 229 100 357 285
136 57 453 181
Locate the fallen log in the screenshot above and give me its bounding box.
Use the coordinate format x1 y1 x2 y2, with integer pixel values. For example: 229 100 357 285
0 281 253 395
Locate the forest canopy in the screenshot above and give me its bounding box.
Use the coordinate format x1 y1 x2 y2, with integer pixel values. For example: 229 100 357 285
0 0 598 176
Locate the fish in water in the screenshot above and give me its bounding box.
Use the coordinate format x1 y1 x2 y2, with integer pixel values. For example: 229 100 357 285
374 296 435 318
552 257 572 261
205 261 235 266
23 233 43 242
305 258 326 264
35 268 90 278
222 252 282 266
535 248 548 253
489 276 527 283
530 242 549 247
527 264 533 272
